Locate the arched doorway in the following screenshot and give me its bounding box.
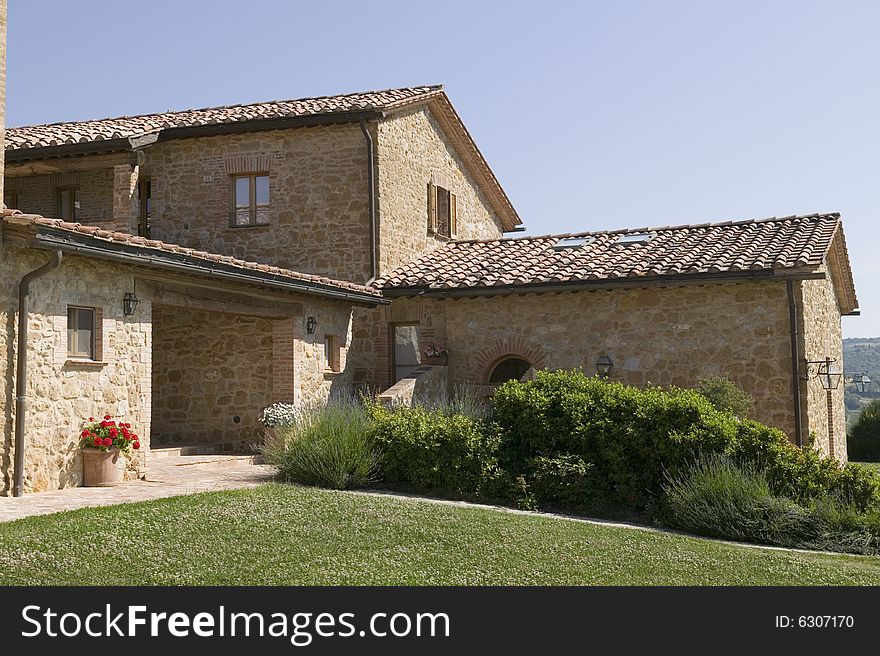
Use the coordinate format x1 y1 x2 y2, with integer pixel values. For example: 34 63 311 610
487 356 533 384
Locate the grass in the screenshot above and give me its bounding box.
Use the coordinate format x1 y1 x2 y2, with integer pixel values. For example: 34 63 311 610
2 483 880 585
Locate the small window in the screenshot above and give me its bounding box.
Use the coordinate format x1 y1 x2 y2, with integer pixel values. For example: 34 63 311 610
324 335 341 373
427 182 457 238
232 173 270 227
138 178 152 238
57 187 79 221
4 190 18 210
615 232 654 245
67 307 96 359
553 237 592 250
392 323 420 383
488 357 532 384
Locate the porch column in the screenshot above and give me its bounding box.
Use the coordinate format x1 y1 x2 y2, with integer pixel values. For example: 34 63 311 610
272 318 296 404
112 163 139 234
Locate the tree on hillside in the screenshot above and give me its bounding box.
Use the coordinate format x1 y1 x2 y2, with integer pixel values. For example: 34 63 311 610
848 400 880 462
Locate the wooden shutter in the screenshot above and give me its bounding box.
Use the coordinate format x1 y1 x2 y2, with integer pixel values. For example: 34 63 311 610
449 192 457 236
427 182 437 234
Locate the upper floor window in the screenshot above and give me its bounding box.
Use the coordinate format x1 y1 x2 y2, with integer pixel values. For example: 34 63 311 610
4 190 18 210
138 178 152 238
427 182 457 238
67 307 96 360
57 187 79 221
232 173 270 227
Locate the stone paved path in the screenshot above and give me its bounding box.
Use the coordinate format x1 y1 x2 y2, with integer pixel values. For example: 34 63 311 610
0 455 275 523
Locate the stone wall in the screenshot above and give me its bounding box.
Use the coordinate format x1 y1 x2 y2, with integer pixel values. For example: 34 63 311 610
799 270 847 461
144 125 372 283
377 364 449 408
150 306 274 450
0 248 151 494
346 107 507 388
387 280 803 443
375 106 505 273
5 168 116 225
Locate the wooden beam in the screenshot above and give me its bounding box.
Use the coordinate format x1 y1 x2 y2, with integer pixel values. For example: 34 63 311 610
5 151 138 177
137 279 304 319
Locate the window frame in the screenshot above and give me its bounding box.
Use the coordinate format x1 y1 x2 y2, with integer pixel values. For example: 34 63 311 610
230 172 270 228
323 334 341 373
67 306 97 361
137 178 152 238
427 181 457 239
57 186 79 221
4 190 18 210
390 321 421 384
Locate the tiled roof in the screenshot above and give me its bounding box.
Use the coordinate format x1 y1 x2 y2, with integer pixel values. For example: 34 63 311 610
2 211 383 301
5 86 444 151
377 213 856 307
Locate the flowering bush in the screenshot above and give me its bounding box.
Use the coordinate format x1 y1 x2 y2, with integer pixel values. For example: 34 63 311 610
80 414 140 454
259 402 299 429
422 342 448 358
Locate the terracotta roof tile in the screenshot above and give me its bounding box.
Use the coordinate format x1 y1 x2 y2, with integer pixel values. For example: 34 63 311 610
2 211 382 299
376 213 848 296
5 86 444 151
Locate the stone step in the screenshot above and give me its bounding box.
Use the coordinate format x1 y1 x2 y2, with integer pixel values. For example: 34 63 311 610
149 454 264 471
150 445 221 459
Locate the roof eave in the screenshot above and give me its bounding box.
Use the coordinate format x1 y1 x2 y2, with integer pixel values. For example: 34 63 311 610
4 110 387 163
378 268 827 298
383 93 523 233
25 226 387 306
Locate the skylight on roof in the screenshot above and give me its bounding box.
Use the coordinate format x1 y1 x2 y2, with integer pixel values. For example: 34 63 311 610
615 232 654 245
553 237 591 250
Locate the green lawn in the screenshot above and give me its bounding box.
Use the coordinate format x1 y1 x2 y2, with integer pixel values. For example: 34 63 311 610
1 483 879 585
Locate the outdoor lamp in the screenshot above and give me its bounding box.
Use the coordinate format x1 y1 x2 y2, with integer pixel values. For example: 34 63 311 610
817 359 842 391
306 316 318 335
123 291 139 316
596 355 613 378
853 373 872 394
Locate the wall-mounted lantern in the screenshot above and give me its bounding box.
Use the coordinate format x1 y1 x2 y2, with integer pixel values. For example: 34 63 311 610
123 291 139 317
804 357 842 390
850 372 873 394
596 355 613 379
306 316 318 335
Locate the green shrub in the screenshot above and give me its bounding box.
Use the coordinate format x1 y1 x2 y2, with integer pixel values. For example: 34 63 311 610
369 404 505 499
492 370 880 513
848 400 880 462
261 399 378 489
694 376 752 417
525 454 609 513
661 455 880 555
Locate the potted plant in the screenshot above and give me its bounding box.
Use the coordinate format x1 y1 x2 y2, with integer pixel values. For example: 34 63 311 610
80 414 141 487
422 342 449 365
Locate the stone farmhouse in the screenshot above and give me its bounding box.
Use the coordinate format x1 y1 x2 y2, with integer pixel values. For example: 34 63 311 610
0 83 859 495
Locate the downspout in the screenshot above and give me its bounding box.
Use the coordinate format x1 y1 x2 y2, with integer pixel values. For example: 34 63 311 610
13 251 62 496
787 279 804 448
359 119 378 283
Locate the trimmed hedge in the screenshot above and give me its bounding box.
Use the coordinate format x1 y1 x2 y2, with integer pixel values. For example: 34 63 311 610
848 400 880 462
492 370 880 512
369 404 506 499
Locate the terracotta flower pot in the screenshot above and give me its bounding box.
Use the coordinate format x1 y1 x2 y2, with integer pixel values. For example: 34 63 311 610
82 447 124 487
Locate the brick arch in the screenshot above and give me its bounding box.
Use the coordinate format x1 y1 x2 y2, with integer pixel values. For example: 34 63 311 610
472 337 546 383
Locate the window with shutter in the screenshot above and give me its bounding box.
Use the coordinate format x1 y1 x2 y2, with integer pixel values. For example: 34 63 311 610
428 181 455 238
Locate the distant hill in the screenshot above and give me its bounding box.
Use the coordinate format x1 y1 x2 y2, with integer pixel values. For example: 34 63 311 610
843 338 880 428
843 337 880 379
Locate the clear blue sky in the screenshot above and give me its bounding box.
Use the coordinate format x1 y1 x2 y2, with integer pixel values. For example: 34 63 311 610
7 1 879 337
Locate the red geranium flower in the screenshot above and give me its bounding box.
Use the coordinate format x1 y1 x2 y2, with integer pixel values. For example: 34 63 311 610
93 437 102 447
104 415 112 420
133 441 140 450
89 417 95 422
81 430 90 438
108 428 118 437
103 437 113 447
